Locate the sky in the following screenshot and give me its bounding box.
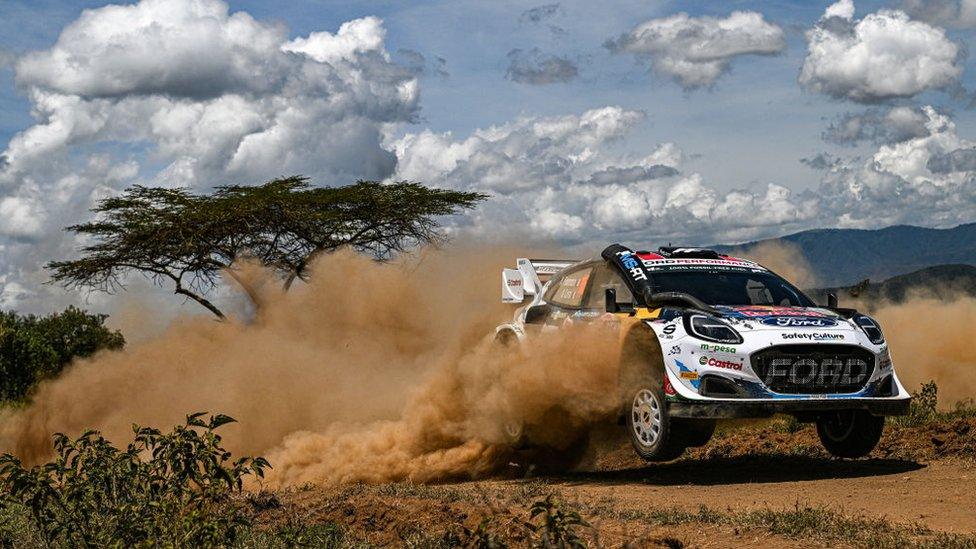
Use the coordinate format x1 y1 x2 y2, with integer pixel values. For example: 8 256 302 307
1 0 976 313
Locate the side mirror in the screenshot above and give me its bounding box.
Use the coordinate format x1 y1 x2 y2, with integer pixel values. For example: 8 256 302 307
605 288 634 314
827 292 838 308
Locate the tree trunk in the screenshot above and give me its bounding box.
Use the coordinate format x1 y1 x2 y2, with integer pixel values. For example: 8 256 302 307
223 267 262 311
174 287 225 320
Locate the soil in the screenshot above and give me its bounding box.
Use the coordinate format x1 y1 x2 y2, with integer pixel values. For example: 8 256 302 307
250 417 976 547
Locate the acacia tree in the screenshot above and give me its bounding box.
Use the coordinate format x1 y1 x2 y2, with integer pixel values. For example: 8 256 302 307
47 177 486 319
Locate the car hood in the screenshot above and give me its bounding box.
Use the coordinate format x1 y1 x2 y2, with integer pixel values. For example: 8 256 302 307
711 305 850 330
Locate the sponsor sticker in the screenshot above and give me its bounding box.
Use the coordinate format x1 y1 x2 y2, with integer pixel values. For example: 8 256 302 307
781 332 845 341
761 317 838 328
680 371 699 380
699 356 743 370
731 306 830 318
700 343 737 353
617 251 648 281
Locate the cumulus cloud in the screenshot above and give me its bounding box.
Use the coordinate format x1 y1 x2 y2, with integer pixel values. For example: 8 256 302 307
391 106 818 243
799 1 961 103
394 104 976 245
505 48 578 85
822 106 930 146
606 11 786 89
0 0 418 312
818 106 976 227
927 147 976 172
901 0 976 28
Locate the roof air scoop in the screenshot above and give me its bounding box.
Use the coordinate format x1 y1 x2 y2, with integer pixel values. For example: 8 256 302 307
658 247 722 259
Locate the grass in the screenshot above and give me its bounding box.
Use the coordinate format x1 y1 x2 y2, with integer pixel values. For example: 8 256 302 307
586 502 976 549
372 482 465 502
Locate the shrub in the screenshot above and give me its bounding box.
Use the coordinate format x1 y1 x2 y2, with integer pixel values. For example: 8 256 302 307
526 495 589 549
894 380 939 427
0 413 268 548
0 306 124 402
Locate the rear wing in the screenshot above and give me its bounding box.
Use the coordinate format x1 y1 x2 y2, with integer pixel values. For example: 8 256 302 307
502 258 579 303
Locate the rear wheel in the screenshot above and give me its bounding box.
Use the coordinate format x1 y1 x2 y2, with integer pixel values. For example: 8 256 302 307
501 418 526 448
816 410 884 458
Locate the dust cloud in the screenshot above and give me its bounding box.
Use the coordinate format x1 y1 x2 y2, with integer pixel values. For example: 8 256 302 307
734 240 821 288
0 247 620 485
863 293 976 407
3 240 975 485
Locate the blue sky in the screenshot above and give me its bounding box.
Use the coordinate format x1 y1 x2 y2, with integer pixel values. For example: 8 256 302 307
3 0 975 192
1 0 976 310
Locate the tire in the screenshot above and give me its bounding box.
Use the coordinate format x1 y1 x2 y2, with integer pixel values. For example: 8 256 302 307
501 418 527 449
493 330 526 449
523 432 591 474
673 419 716 448
625 382 686 461
816 410 884 458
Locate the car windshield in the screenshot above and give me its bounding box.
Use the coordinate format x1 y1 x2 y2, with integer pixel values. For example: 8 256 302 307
648 269 815 307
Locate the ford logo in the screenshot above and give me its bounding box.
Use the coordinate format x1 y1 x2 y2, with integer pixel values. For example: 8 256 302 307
760 317 838 328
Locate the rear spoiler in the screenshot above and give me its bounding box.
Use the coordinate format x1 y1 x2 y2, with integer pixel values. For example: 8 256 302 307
502 258 578 303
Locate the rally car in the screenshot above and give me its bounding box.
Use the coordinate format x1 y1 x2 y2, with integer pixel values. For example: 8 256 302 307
496 244 910 461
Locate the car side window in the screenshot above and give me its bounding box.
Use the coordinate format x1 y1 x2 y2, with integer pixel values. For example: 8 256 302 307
545 267 593 309
584 263 633 309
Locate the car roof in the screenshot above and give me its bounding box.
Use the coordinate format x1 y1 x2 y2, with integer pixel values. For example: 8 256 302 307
631 248 766 272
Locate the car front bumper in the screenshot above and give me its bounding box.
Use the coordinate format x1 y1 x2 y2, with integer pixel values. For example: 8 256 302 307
668 396 911 419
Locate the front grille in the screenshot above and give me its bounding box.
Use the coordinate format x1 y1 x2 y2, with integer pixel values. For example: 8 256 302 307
751 344 875 394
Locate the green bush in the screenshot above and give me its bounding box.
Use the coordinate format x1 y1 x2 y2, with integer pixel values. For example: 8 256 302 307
526 495 590 549
0 413 269 548
0 306 124 402
893 380 939 427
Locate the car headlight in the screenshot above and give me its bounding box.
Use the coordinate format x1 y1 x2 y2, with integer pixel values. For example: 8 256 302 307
684 314 743 344
854 315 885 345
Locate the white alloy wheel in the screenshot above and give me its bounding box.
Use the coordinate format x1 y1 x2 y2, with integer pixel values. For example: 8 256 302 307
631 388 662 447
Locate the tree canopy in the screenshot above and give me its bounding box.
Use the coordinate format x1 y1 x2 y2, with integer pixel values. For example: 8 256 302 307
48 177 486 318
0 306 125 401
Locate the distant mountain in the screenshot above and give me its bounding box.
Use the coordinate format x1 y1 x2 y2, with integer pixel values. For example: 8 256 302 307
808 264 976 304
715 223 976 287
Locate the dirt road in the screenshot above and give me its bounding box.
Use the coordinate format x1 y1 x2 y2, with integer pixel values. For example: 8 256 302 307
265 455 976 547
522 456 976 533
260 419 976 546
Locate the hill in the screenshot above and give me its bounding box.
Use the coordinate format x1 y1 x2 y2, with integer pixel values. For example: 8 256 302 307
808 264 976 304
715 223 976 286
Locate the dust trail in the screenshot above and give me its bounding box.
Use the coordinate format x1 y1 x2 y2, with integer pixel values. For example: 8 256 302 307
732 240 820 288
0 246 620 485
862 293 976 407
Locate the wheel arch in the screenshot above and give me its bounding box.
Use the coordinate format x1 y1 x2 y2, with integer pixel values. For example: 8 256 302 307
617 321 666 422
493 324 524 346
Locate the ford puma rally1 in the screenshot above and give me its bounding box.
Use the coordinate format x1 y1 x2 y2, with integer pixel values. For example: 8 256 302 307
495 244 910 461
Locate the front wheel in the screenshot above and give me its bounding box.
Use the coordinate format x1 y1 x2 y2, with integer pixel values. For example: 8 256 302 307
816 410 884 458
626 384 686 461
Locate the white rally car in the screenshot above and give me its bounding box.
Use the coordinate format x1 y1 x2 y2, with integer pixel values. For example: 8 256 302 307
497 244 910 461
